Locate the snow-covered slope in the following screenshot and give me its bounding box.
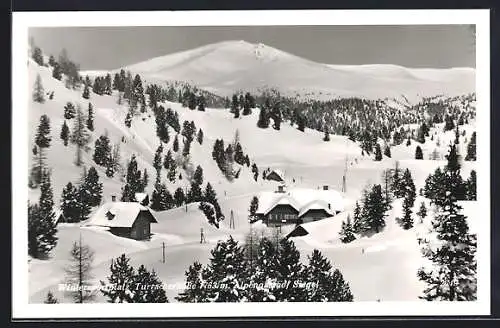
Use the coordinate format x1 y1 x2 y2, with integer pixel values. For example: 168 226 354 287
86 40 475 101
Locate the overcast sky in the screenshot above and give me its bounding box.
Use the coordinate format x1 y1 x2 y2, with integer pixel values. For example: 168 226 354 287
29 25 475 70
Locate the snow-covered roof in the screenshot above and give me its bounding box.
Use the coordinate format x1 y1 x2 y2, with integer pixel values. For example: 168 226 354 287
267 169 285 180
256 188 344 216
298 200 334 217
134 193 148 203
85 202 158 228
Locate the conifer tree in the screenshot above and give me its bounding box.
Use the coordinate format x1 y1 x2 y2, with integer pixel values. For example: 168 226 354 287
64 102 76 120
33 74 45 103
167 161 177 182
304 249 354 301
121 154 142 201
374 144 382 161
197 95 206 111
32 46 44 66
28 202 58 258
257 107 270 128
197 129 204 145
52 63 62 80
93 133 112 167
86 103 94 131
175 261 208 302
444 144 466 201
466 170 477 201
80 166 103 207
173 134 179 152
100 254 135 303
65 237 95 303
272 238 307 301
251 163 259 182
415 145 423 160
203 236 249 302
339 215 356 243
131 265 169 303
163 150 174 170
70 105 90 166
153 143 163 174
82 83 90 99
204 183 223 220
401 192 414 230
323 128 330 142
384 144 391 158
44 291 58 304
36 115 52 149
417 201 427 223
39 169 54 217
352 201 364 233
60 120 70 146
174 187 185 207
465 131 476 161
417 192 477 300
363 184 386 233
249 196 259 220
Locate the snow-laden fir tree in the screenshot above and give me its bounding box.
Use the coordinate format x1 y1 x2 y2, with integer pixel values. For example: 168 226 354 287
100 254 135 303
70 105 90 166
175 261 209 302
303 249 353 301
28 202 58 259
203 236 249 302
82 83 90 99
251 163 259 182
204 182 223 220
339 215 356 243
247 237 279 302
272 238 308 301
415 145 423 160
362 184 387 233
130 265 168 303
65 237 95 303
257 107 270 129
64 102 76 120
248 196 259 222
352 201 365 234
374 144 382 161
93 133 112 167
33 74 45 103
173 134 179 152
384 144 391 158
173 187 185 207
417 191 477 301
121 154 142 201
197 129 204 145
60 120 70 146
199 202 219 227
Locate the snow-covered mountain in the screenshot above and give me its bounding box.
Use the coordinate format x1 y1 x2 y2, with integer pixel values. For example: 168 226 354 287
88 40 475 101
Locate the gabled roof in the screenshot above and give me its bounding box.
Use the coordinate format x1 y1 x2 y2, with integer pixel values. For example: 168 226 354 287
298 200 334 217
256 188 344 216
85 202 158 228
267 169 285 181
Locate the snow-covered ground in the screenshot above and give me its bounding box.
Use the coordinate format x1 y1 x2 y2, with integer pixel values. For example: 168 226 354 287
27 55 477 303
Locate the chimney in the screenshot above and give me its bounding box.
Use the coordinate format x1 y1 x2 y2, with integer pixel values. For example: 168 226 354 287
323 185 329 191
328 203 331 209
277 185 285 193
111 195 116 202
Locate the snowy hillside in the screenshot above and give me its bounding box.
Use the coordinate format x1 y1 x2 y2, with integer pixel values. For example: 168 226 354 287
82 40 475 101
28 49 478 304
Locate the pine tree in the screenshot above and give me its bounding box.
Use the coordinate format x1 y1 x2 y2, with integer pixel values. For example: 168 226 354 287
173 135 179 152
203 183 223 220
401 168 416 207
249 196 259 221
230 94 239 115
465 131 476 161
174 187 185 207
130 265 169 303
44 291 59 304
163 150 174 170
272 238 307 301
52 62 62 80
187 182 203 203
415 145 423 159
304 249 353 301
417 193 477 301
444 144 466 201
175 261 209 302
121 154 142 201
93 133 112 166
384 144 391 158
323 128 330 142
167 161 177 182
28 203 58 258
417 201 427 223
251 163 259 182
444 114 455 131
153 143 163 175
193 165 204 186
197 95 206 111
401 192 414 230
363 184 387 233
32 46 44 66
82 83 90 99
197 129 204 145
374 144 382 161
60 120 70 146
454 125 460 144
466 170 477 201
64 102 76 120
70 105 90 166
65 237 95 303
33 74 45 103
203 236 249 302
39 169 54 217
257 107 270 128
80 166 103 207
36 115 52 149
86 103 94 131
100 254 135 303
352 201 364 233
339 215 356 243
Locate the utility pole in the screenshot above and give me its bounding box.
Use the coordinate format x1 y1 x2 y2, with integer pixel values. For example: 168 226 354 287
229 210 235 229
162 242 165 263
